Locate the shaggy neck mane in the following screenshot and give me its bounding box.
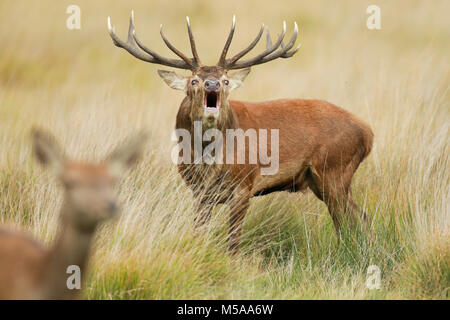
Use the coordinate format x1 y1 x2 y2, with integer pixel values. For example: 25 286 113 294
180 95 238 133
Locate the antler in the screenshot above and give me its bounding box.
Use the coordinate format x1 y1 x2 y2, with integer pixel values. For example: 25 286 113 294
107 11 201 70
217 15 300 70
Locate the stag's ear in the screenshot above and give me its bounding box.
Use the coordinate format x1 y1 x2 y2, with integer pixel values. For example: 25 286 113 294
157 70 188 91
228 68 251 91
31 128 65 173
106 132 148 178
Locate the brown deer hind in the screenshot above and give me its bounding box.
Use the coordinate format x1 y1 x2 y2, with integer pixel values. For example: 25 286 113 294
0 129 147 299
108 12 374 252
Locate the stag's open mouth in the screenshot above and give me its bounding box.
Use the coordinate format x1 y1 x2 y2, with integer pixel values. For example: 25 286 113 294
204 92 220 112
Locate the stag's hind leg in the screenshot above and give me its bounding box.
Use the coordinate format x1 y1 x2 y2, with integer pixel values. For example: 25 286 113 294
227 193 250 254
347 188 370 233
341 155 370 233
307 164 364 238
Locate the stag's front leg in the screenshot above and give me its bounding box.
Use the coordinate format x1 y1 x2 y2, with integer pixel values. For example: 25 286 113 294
193 196 215 228
228 195 250 254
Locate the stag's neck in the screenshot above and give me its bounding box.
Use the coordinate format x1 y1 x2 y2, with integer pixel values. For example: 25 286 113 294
177 96 238 133
209 99 238 132
42 201 96 299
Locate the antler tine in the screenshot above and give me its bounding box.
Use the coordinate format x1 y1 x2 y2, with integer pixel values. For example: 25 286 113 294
265 27 273 50
133 28 193 69
279 23 301 58
226 23 265 66
226 21 286 69
186 17 201 67
282 43 301 58
227 21 300 70
127 10 135 43
107 11 194 70
158 24 194 67
217 15 236 67
257 22 299 62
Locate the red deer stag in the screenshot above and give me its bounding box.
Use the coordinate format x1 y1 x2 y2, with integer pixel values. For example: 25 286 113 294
108 12 374 252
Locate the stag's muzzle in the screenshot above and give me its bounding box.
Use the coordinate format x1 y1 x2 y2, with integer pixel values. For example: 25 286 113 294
204 80 220 92
204 80 221 114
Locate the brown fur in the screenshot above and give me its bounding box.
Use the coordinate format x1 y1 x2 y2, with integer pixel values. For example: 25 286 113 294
176 95 373 252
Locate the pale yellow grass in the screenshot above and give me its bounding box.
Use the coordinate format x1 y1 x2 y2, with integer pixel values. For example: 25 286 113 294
0 0 448 299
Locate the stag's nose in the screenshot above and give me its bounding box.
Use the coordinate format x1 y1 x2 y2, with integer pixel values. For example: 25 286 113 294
204 80 220 92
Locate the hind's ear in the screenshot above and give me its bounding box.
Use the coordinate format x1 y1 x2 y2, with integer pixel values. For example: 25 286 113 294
31 128 65 173
157 69 188 91
106 132 148 178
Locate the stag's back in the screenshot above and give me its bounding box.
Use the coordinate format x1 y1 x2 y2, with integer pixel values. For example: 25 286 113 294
230 98 374 167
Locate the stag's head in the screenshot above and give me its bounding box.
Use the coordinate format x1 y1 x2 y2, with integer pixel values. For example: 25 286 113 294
108 12 299 127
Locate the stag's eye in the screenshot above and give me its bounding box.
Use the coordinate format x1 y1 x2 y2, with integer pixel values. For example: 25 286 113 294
223 80 229 85
191 79 198 86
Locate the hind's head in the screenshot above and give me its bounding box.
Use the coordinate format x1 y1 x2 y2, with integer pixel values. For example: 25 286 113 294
32 129 147 231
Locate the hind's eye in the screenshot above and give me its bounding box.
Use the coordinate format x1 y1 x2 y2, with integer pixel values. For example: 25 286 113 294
223 80 229 85
191 79 198 85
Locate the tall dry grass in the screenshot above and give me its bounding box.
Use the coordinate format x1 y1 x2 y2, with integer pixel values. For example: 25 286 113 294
0 0 448 299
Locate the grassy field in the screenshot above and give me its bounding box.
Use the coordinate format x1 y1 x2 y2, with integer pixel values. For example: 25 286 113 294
0 0 448 299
